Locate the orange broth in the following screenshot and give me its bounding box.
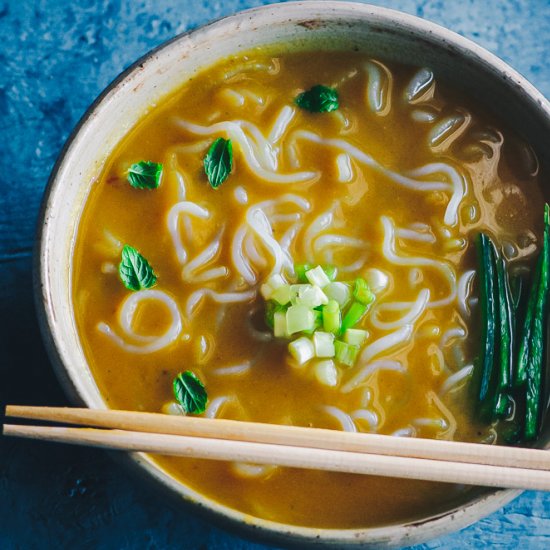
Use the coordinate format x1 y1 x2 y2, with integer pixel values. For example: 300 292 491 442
72 50 544 528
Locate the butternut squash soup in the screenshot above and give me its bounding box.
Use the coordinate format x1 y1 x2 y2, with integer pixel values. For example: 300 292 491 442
72 50 547 528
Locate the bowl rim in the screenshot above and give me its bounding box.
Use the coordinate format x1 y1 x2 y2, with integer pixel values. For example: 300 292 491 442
35 1 549 547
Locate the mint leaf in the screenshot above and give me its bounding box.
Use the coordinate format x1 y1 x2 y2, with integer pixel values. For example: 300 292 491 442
295 85 339 113
173 371 208 414
204 137 233 189
127 161 163 189
118 244 157 291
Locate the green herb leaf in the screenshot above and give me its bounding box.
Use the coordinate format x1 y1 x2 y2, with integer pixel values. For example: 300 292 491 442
173 371 208 415
127 161 163 189
295 85 339 113
204 137 233 189
118 244 157 291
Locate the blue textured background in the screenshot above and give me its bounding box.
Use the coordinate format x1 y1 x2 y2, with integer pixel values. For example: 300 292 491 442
1 1 549 548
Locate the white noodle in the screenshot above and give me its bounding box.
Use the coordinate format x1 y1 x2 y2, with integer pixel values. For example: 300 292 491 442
391 427 417 437
336 153 353 182
97 290 182 353
371 289 430 330
439 364 474 396
244 233 267 267
181 230 228 283
440 326 467 347
428 112 470 151
240 89 266 105
166 201 210 264
101 261 117 274
233 186 248 204
314 234 367 252
232 225 257 284
408 268 423 286
212 363 251 376
270 213 302 224
411 109 439 123
413 418 449 430
342 360 406 393
220 88 245 106
205 396 233 419
322 406 357 432
407 163 466 226
185 289 256 319
223 59 279 79
457 269 476 318
231 463 278 479
303 206 335 262
267 106 296 144
364 59 393 116
359 325 413 365
395 227 436 243
279 222 302 253
405 68 435 104
351 409 379 430
381 216 457 307
246 206 293 278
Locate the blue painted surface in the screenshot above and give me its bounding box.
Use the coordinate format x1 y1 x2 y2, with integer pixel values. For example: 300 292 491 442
1 0 549 548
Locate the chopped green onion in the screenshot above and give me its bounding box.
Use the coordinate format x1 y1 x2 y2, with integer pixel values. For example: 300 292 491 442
324 282 351 307
305 266 331 288
293 285 329 308
288 337 315 365
286 305 316 335
313 331 335 358
341 301 369 332
295 263 313 283
344 328 368 346
353 278 375 305
314 359 338 387
260 274 287 300
265 300 285 329
323 265 338 281
322 299 341 334
335 340 360 367
301 309 322 335
274 310 289 338
363 268 389 294
271 284 293 305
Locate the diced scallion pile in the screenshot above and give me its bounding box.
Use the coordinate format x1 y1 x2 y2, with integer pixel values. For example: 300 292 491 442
262 265 374 370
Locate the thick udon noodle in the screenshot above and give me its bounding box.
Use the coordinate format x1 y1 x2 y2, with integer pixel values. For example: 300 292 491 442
73 51 544 527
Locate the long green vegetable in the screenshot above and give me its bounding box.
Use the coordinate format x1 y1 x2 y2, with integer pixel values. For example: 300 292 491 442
475 204 550 442
525 204 550 440
475 233 498 412
515 253 542 387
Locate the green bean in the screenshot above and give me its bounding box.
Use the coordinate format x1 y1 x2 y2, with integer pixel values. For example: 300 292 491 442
515 254 542 387
475 233 498 414
525 204 550 440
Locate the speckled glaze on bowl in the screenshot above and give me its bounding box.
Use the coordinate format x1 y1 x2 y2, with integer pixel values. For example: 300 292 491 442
35 2 550 547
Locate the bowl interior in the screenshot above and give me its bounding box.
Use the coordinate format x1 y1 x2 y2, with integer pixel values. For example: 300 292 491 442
36 2 550 547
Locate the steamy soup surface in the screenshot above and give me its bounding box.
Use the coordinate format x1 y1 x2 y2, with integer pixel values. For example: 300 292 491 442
73 50 545 528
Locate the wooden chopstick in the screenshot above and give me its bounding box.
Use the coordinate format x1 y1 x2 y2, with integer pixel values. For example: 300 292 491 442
5 405 550 470
4 422 550 491
3 405 550 490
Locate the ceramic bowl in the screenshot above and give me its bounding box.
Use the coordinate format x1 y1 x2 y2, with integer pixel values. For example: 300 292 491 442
35 1 550 547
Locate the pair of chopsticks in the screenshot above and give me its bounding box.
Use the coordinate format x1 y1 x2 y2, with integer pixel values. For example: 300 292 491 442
3 405 550 491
